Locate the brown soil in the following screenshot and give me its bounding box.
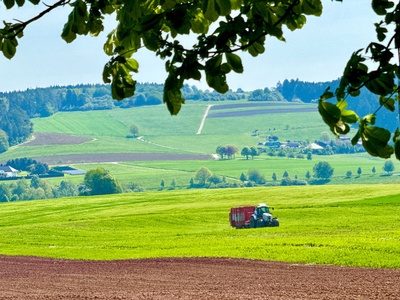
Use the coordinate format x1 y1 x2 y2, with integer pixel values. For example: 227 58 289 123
21 133 93 146
208 107 316 118
31 153 212 165
1 256 399 299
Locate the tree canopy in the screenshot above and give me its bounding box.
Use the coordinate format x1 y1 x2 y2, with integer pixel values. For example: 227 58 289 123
1 0 398 160
0 0 324 114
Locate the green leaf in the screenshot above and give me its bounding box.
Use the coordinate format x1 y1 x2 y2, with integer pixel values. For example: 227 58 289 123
163 75 184 115
363 114 376 125
102 63 112 84
320 87 334 101
15 0 24 7
1 38 17 59
125 58 139 73
215 0 231 16
394 128 400 160
28 0 40 4
365 72 395 95
225 52 243 73
3 0 15 9
190 9 210 34
318 100 349 136
351 130 361 146
247 40 265 57
61 13 77 43
379 96 395 112
203 0 219 22
371 0 394 15
395 140 400 160
361 125 394 158
341 110 358 123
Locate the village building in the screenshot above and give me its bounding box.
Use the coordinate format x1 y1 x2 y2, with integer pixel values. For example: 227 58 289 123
0 166 19 178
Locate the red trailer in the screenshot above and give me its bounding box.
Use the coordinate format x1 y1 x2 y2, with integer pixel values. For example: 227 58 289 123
229 206 255 228
229 203 279 229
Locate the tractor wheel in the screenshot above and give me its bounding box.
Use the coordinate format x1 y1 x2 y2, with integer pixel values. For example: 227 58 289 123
250 217 257 228
273 219 279 227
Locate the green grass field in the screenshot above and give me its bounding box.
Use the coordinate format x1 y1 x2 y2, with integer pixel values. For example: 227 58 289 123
0 100 398 190
1 185 399 268
0 101 326 160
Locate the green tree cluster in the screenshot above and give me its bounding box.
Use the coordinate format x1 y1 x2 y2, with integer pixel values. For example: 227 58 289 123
216 145 238 160
81 168 122 195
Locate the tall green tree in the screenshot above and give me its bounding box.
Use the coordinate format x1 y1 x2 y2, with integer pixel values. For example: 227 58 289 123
313 161 334 180
129 124 140 138
82 168 122 195
241 147 251 160
383 161 395 175
0 184 11 202
216 145 227 160
194 167 212 186
0 129 9 153
250 146 259 159
239 172 247 182
248 169 266 184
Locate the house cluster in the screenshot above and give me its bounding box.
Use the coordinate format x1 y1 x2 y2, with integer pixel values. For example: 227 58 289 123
0 166 19 178
257 135 302 151
257 135 361 152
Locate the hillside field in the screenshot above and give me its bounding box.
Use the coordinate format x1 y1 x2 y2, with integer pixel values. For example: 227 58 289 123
1 185 399 268
1 100 400 190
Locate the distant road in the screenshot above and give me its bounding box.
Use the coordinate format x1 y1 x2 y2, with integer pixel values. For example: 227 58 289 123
197 105 213 134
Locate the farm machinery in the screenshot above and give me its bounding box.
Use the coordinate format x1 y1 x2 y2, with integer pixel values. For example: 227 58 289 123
229 203 279 229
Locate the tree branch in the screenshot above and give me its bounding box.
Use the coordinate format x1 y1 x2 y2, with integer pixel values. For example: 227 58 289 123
3 0 71 39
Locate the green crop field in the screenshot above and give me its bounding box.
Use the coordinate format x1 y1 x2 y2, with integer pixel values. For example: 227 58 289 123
1 185 399 268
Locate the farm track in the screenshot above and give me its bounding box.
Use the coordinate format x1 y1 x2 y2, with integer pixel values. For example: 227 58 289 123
29 153 212 165
1 256 399 299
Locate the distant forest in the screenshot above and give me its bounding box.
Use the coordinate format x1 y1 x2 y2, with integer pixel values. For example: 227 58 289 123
0 79 393 153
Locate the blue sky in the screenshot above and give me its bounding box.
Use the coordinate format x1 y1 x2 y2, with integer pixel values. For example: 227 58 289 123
0 1 378 92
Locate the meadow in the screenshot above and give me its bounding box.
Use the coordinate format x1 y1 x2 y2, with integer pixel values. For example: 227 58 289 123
1 100 399 190
0 185 399 268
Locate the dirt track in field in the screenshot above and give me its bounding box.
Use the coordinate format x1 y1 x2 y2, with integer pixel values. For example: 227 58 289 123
21 133 93 146
1 256 399 299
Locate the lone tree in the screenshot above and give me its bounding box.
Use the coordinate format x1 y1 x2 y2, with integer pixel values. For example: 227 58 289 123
194 166 212 186
241 147 251 160
129 124 140 138
372 166 376 175
248 169 266 184
1 1 398 160
239 172 247 182
383 160 395 175
250 146 259 159
82 168 122 195
313 161 334 180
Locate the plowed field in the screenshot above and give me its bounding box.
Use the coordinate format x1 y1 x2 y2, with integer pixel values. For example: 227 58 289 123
1 256 399 299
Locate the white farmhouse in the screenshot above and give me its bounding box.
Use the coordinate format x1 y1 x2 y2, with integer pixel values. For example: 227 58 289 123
0 166 19 178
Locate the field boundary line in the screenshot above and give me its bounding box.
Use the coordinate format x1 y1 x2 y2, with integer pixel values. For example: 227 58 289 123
196 105 213 134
